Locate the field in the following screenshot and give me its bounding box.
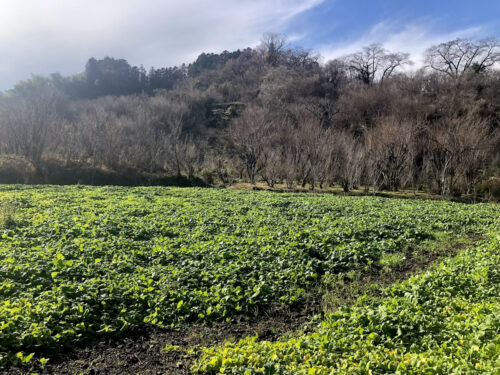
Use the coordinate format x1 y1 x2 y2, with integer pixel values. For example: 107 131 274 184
0 185 499 373
194 235 500 374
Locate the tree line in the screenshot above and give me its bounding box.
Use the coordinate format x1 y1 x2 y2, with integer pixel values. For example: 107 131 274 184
0 34 499 199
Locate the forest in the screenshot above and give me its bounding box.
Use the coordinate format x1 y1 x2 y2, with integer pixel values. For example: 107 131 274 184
0 34 499 200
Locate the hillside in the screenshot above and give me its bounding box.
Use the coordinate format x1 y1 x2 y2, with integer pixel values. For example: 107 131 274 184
0 36 499 201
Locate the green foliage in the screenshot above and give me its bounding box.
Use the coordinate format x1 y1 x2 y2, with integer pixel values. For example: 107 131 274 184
0 185 499 367
0 200 17 228
379 251 406 269
193 233 500 374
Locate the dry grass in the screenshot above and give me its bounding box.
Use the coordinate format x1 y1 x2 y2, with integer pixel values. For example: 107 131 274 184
227 181 440 201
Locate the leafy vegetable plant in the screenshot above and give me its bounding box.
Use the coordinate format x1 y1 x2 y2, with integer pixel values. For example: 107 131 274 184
0 185 498 367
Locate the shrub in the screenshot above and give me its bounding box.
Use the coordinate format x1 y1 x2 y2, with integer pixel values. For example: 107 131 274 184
476 177 500 201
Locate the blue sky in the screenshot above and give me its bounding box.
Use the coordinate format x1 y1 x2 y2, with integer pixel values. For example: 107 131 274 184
0 0 498 90
286 0 500 62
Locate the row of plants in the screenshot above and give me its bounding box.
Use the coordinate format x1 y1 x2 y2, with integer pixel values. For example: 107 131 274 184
0 185 499 366
194 231 500 374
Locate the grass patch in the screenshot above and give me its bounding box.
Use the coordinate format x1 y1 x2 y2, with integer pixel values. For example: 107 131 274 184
0 200 18 228
379 251 406 270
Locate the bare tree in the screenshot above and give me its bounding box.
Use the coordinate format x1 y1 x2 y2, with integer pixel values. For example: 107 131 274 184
161 101 189 176
71 99 128 171
230 106 271 184
259 33 287 67
365 117 415 191
0 85 65 181
129 102 166 173
283 47 319 71
381 52 413 82
425 115 498 197
205 151 231 185
425 38 500 78
330 130 364 192
343 44 412 84
261 148 284 188
280 104 328 190
297 118 329 190
182 138 204 179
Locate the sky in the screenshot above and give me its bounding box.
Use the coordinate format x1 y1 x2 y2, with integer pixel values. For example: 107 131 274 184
0 0 499 91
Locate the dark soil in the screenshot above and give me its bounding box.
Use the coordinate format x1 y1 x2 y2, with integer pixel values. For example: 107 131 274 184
1 235 475 375
3 307 314 375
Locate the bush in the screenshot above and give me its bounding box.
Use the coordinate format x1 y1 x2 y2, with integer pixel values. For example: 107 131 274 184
0 156 32 184
476 177 500 201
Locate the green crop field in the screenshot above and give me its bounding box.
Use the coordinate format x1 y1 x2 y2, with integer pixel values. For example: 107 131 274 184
0 185 499 372
194 234 500 374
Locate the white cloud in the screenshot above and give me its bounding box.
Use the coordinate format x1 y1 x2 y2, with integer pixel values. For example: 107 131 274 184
0 0 324 90
319 19 484 68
